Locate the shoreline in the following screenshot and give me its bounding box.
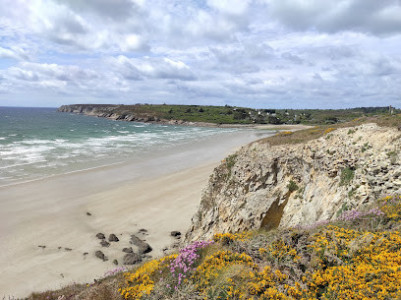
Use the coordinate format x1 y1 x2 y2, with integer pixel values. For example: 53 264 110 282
0 130 272 298
58 108 313 131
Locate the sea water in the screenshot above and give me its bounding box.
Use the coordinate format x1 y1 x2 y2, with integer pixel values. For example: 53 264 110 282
0 107 239 187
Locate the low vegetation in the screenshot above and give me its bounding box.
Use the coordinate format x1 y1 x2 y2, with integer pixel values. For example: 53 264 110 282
28 195 401 300
64 104 400 125
339 167 355 186
258 113 401 146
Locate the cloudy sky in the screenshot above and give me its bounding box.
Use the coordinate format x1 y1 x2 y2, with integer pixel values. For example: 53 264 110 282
0 0 400 108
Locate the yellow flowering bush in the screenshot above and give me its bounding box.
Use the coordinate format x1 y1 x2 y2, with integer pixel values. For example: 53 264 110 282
267 239 301 263
193 250 258 290
324 127 336 134
379 195 401 220
305 227 401 299
119 254 177 299
276 131 293 137
116 195 401 300
213 232 252 244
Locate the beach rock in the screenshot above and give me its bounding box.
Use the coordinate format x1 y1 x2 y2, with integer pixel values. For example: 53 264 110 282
100 240 110 247
123 253 142 265
64 248 72 251
108 234 119 242
96 233 105 240
170 231 181 237
38 245 46 249
95 250 107 261
138 228 148 235
86 212 92 216
130 235 152 254
113 259 119 265
122 247 133 253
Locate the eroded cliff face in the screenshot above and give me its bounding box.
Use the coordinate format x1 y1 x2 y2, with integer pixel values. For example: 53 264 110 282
59 104 203 125
186 124 401 241
58 105 152 121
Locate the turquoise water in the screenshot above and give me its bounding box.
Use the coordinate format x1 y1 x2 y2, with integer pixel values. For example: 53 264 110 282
0 107 238 186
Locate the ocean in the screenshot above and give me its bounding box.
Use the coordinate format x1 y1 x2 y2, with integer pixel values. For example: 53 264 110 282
0 107 239 187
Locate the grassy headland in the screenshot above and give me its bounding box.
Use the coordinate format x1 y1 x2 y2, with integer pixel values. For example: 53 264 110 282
59 104 400 126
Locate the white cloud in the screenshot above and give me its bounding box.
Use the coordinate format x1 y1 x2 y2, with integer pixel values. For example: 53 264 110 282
207 0 251 15
0 0 401 108
0 46 30 61
109 55 195 81
265 0 401 35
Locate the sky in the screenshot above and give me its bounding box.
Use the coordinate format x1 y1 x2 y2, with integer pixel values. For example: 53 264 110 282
0 0 401 109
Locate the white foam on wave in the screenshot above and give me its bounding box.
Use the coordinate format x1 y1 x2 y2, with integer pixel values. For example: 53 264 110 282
0 161 46 170
0 124 239 184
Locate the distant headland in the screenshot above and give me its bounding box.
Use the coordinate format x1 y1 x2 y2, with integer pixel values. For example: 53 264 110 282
58 104 400 127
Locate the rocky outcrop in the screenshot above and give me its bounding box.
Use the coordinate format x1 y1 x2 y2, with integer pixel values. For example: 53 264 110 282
108 234 119 242
123 253 142 265
130 235 152 254
58 104 185 125
58 104 234 127
186 123 401 241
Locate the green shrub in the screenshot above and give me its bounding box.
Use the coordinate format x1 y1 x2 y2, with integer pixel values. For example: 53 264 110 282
287 180 299 192
225 154 238 179
340 167 355 186
361 142 371 153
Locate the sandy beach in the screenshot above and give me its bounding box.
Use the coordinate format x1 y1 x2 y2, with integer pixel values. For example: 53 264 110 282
0 130 271 298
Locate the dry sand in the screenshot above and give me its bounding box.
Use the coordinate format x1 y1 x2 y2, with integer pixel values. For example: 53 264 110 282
0 130 272 298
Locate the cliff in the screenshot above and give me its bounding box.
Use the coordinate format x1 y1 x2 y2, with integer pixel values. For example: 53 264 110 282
186 123 401 241
58 104 165 123
58 104 232 126
58 104 400 126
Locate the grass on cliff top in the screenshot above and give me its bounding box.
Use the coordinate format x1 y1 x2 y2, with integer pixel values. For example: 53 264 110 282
114 104 254 124
65 104 400 126
258 114 401 146
28 195 401 300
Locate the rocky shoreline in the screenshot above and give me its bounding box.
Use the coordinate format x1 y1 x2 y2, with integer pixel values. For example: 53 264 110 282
57 104 253 128
58 104 312 130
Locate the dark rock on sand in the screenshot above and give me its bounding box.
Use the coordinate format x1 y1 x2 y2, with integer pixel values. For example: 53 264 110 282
65 248 72 251
100 240 110 247
96 233 105 240
123 253 142 265
86 212 92 216
95 250 107 261
109 234 119 242
171 231 181 237
122 247 134 253
138 228 148 235
113 259 119 265
130 235 152 254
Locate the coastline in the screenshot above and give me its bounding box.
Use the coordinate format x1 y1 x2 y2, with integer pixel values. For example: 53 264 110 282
57 106 312 131
0 130 272 298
